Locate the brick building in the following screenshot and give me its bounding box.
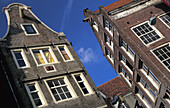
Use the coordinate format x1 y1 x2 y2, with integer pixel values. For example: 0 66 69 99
98 76 136 108
83 0 170 108
0 3 107 108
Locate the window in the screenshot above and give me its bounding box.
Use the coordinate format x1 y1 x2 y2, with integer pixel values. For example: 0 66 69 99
119 37 135 60
131 21 163 45
140 61 161 85
21 24 39 35
119 66 132 86
57 45 74 61
153 44 170 70
103 16 113 36
137 89 152 108
159 12 170 28
105 47 114 63
73 73 93 95
25 82 47 107
30 47 57 66
91 18 99 32
11 49 29 69
45 77 76 102
104 33 113 50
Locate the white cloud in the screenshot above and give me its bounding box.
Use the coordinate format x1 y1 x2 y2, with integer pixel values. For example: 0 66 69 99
77 47 97 63
60 0 74 31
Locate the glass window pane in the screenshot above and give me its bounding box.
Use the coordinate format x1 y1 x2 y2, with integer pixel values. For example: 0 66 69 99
28 84 36 91
42 49 55 63
31 92 39 99
54 94 61 101
14 52 23 59
34 99 42 106
82 88 89 94
75 75 82 81
23 25 36 34
60 94 66 100
18 60 26 67
33 50 45 64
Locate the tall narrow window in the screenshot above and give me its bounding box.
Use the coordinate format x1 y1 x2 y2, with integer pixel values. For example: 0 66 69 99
25 82 46 107
73 73 93 95
11 49 29 68
46 78 74 102
131 21 163 45
31 47 56 65
57 45 74 61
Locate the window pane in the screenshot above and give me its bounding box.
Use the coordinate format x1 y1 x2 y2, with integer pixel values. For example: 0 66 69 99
34 99 42 106
33 50 45 64
79 82 85 88
82 88 89 94
59 47 70 60
42 49 54 63
14 52 23 59
17 60 26 67
23 25 36 34
66 92 72 98
60 94 66 100
31 92 39 99
75 75 82 81
28 84 36 91
54 94 61 101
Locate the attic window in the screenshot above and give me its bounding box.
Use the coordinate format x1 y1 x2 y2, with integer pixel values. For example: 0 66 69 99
21 24 39 35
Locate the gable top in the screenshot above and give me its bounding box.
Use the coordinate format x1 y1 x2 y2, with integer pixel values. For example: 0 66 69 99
95 0 133 13
97 77 130 98
2 3 59 40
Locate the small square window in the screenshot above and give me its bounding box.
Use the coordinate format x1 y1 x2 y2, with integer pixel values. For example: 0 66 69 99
21 24 39 35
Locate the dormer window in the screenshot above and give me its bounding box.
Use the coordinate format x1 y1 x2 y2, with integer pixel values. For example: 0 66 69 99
21 23 39 35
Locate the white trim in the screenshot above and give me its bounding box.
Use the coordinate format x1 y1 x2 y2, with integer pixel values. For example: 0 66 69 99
56 45 74 62
72 73 94 96
29 46 59 66
120 73 132 88
136 94 152 108
150 42 170 72
44 76 77 104
25 81 48 107
43 65 56 73
131 21 164 46
21 23 39 36
158 11 170 29
11 49 30 69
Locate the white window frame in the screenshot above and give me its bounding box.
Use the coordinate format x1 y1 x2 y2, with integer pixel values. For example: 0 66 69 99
151 42 170 71
72 73 94 96
56 45 74 62
21 23 39 36
25 81 47 107
158 11 170 29
104 19 113 36
93 21 99 32
131 21 164 46
44 76 77 103
11 49 30 69
30 46 58 66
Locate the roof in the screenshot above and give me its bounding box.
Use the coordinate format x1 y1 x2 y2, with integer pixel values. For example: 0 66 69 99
95 0 133 13
97 77 130 98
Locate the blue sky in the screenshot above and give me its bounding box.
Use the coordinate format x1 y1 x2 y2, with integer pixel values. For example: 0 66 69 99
0 0 118 86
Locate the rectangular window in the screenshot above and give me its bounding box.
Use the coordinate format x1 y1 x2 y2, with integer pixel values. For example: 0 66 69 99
45 77 75 102
153 44 170 70
31 47 57 66
25 82 47 107
131 21 163 45
106 47 114 63
21 23 39 35
73 73 93 95
119 66 132 86
119 37 135 60
57 45 74 61
159 12 170 28
11 49 29 69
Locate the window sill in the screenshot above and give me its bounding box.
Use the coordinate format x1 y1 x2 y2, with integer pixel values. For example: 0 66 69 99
105 27 113 36
121 47 134 62
121 61 133 75
140 69 160 90
136 94 152 108
120 73 132 88
138 83 156 103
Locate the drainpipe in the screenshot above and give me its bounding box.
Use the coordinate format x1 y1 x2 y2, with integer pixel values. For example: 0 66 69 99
0 60 20 108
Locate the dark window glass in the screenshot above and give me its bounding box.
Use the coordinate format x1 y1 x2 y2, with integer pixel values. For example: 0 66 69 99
23 25 37 34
